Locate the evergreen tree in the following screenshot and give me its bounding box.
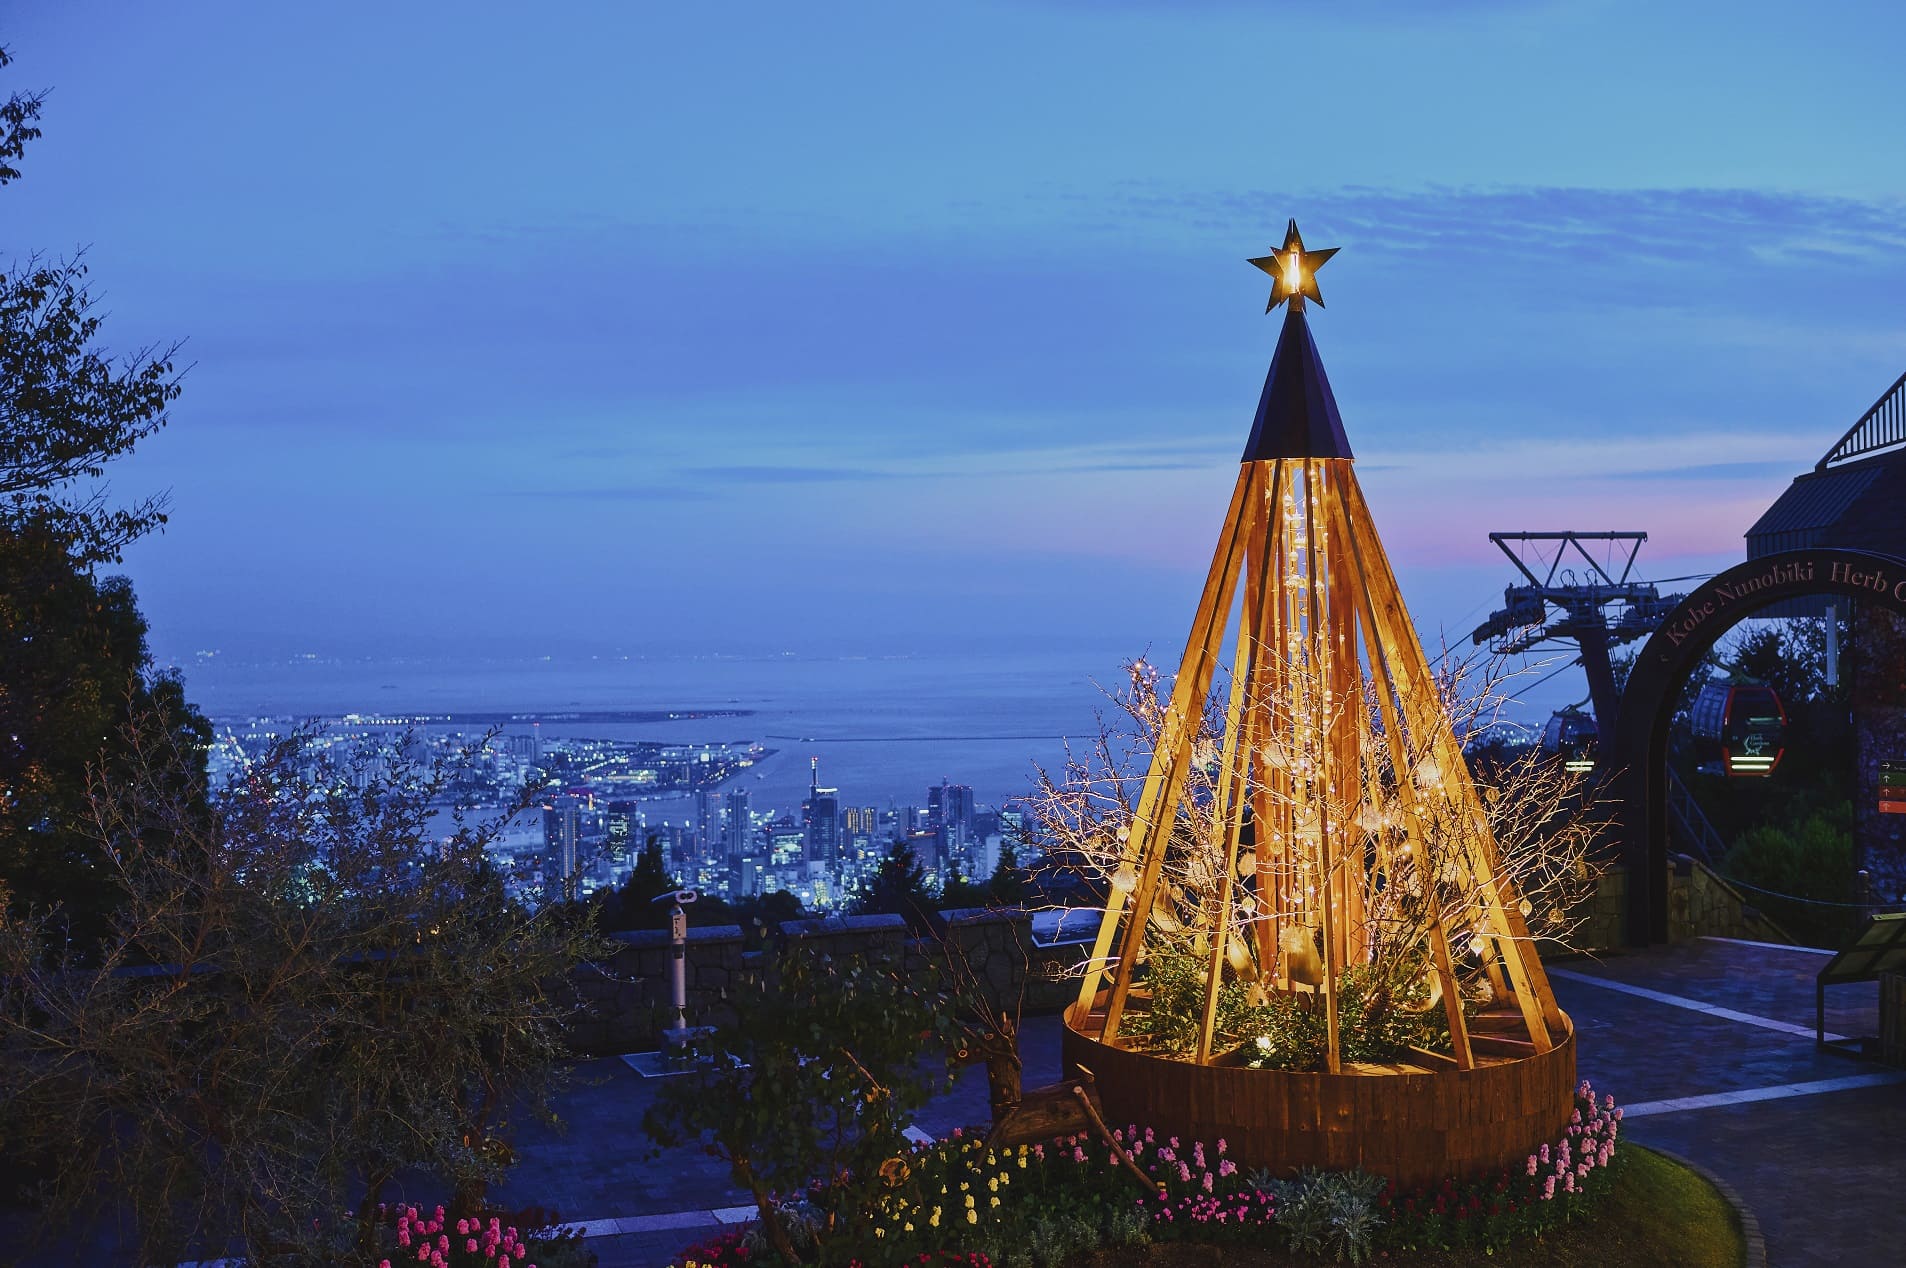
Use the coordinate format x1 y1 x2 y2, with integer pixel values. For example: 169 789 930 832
854 841 936 933
986 843 1028 905
596 834 681 932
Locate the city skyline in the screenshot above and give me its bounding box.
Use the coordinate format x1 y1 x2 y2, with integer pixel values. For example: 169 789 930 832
7 3 1906 670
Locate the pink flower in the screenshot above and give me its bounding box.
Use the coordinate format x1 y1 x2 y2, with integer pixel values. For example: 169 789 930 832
467 1238 479 1253
1217 1138 1227 1155
1603 1094 1615 1110
1219 1159 1236 1177
399 1232 412 1248
1202 1172 1214 1193
1539 1144 1550 1164
1542 1177 1556 1200
458 1219 470 1235
1526 1155 1538 1176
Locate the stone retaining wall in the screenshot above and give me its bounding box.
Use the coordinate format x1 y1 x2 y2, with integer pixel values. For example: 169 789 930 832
1566 858 1790 953
567 907 1084 1056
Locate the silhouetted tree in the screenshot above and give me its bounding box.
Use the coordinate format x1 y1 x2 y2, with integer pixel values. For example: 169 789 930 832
0 725 606 1263
0 47 205 945
595 835 683 932
986 844 1028 905
854 841 936 933
939 861 989 909
2 47 179 562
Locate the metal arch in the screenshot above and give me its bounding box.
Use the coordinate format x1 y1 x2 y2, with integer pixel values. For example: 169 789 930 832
1612 547 1906 945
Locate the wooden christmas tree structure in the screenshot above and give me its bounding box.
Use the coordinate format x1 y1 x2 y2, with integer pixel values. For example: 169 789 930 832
1061 223 1576 1183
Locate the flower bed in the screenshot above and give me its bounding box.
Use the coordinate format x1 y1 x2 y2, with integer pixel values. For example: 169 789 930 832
670 1083 1625 1267
368 1202 592 1268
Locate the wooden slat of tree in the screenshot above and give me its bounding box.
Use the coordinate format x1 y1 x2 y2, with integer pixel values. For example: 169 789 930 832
1253 459 1288 980
1323 462 1365 965
1329 481 1475 1071
1298 460 1342 1073
1339 473 1557 1050
1101 464 1261 1042
1195 522 1264 1063
1341 473 1564 1035
1076 467 1255 1022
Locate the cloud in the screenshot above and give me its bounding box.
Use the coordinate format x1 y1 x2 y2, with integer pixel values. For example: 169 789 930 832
675 465 888 484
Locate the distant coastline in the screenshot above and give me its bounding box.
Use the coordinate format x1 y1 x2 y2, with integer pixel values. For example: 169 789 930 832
208 708 756 725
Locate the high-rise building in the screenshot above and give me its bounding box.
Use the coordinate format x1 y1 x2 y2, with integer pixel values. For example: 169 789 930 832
604 801 635 863
694 788 719 861
802 757 841 863
543 795 582 903
724 787 752 861
942 784 976 856
842 805 878 855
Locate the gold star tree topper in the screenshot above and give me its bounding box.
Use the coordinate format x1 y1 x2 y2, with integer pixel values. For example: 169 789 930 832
1248 219 1339 311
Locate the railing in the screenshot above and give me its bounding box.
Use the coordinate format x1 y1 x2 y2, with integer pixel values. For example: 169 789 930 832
1818 367 1906 469
1665 767 1730 865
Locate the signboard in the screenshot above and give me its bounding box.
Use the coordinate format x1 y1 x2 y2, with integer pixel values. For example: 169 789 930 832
1881 760 1906 815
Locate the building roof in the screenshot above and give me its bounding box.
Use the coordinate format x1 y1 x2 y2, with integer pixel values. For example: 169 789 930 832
1746 448 1906 558
1241 303 1353 462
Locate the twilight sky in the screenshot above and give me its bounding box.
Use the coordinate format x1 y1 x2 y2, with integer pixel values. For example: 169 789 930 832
6 1 1906 672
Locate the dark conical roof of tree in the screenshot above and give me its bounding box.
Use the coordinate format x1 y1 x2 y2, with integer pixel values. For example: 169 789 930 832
1240 304 1352 462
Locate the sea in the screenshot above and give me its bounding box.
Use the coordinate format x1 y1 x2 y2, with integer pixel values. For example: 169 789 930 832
173 643 1585 823
174 647 1139 823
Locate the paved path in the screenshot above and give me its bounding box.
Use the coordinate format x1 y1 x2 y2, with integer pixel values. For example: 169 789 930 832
497 937 1901 1268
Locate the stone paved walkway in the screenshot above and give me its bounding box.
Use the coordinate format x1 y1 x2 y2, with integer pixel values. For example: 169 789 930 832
490 937 1901 1268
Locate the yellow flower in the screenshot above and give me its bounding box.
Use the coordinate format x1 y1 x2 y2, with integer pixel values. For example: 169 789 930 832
960 1182 970 1192
988 1178 998 1192
905 1222 914 1233
1017 1155 1027 1169
875 1228 886 1239
965 1194 975 1208
967 1209 979 1225
930 1208 941 1228
990 1196 1001 1209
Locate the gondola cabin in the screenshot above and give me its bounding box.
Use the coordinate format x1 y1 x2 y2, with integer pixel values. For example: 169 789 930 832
1690 682 1788 778
1540 705 1599 773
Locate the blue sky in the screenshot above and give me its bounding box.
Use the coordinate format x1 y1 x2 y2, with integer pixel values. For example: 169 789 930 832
6 1 1905 670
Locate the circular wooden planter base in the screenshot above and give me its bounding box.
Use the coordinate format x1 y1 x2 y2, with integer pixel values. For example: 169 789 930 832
1062 1007 1576 1189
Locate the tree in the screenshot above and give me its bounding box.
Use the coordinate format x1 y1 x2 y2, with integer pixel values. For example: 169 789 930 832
0 724 606 1263
594 834 682 932
643 942 951 1265
0 523 209 946
2 48 179 563
939 861 989 910
854 840 937 933
0 47 204 945
986 844 1028 905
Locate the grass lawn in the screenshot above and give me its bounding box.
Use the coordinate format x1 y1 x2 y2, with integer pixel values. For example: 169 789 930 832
1075 1145 1746 1268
